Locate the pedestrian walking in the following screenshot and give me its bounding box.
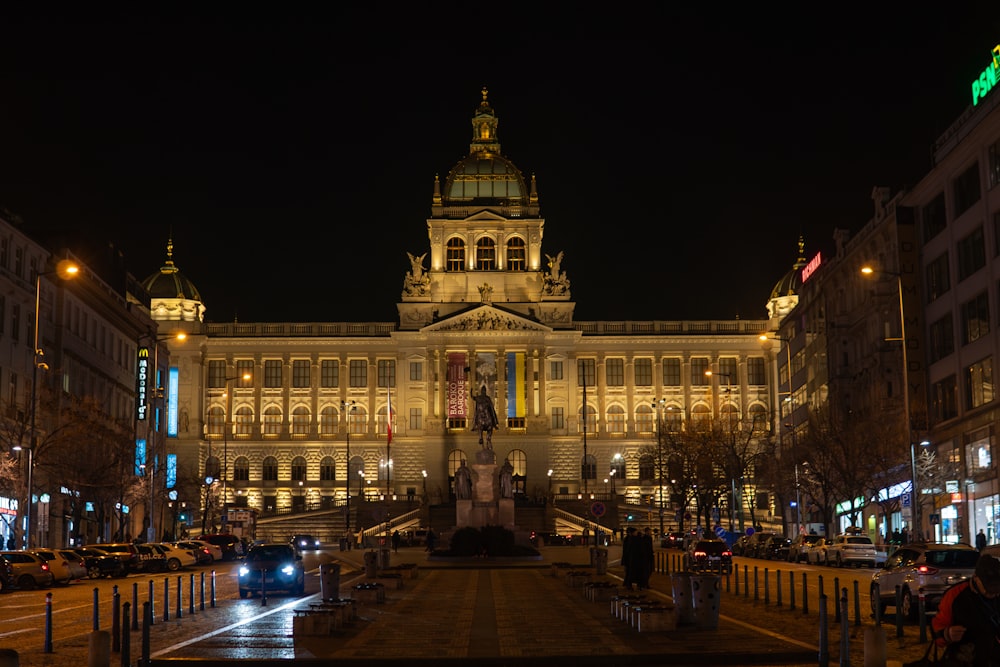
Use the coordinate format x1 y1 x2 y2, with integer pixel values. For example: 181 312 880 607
977 528 987 551
425 528 437 552
392 530 401 552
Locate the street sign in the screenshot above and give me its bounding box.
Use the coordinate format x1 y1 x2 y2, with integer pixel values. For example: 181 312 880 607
901 492 911 509
591 501 606 518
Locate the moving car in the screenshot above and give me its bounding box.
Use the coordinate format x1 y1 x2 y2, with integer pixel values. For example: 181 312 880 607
871 542 980 620
687 539 733 574
824 533 878 568
290 534 320 550
0 550 55 589
661 531 685 549
238 543 305 598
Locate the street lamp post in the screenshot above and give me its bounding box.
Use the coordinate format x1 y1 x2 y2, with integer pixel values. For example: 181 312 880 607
862 266 917 536
794 463 802 533
652 399 666 538
218 372 250 533
609 468 616 494
706 370 739 531
547 469 553 502
17 260 79 549
343 400 356 535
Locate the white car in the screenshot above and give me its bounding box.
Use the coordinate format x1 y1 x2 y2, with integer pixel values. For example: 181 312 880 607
177 539 223 563
804 538 829 565
153 543 198 571
29 548 85 585
823 533 877 568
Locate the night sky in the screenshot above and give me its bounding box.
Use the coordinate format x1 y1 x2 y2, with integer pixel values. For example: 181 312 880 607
1 8 998 324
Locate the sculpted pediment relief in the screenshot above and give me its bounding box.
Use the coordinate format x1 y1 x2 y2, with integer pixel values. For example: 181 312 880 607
423 306 550 333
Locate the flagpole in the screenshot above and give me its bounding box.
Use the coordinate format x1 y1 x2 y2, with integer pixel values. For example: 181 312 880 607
385 387 392 554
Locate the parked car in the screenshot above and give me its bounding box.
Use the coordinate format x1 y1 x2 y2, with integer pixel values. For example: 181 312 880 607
152 543 197 571
290 534 321 551
687 538 733 574
871 542 980 620
0 550 54 589
731 534 752 557
73 547 129 579
58 549 90 581
804 538 829 565
175 540 220 564
237 543 305 598
0 555 14 593
29 548 84 585
824 533 878 568
529 531 573 546
135 544 169 573
761 535 792 561
787 534 824 563
744 531 779 559
84 543 141 573
197 534 243 561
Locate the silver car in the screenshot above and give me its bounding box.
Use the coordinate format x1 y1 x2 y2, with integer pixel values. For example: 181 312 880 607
870 542 979 620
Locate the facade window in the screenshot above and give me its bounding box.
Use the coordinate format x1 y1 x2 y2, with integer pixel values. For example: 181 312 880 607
925 253 951 302
235 360 254 387
663 358 681 386
746 357 766 385
961 291 990 345
634 358 652 386
290 456 307 482
409 407 422 431
638 454 654 481
719 357 739 383
207 406 224 435
291 406 310 436
506 237 526 271
320 360 339 388
232 457 250 481
263 360 282 388
577 359 596 387
475 236 496 270
235 406 254 435
292 360 310 388
953 161 981 217
446 237 465 271
957 226 986 282
8 371 16 409
606 405 625 434
578 403 597 433
409 361 422 381
990 138 1000 188
965 357 994 409
377 360 396 388
635 404 653 433
932 375 959 423
349 360 367 388
664 406 683 432
551 407 564 430
205 456 220 481
208 360 226 388
349 406 366 435
610 455 625 480
550 361 563 380
605 358 624 387
965 428 993 476
922 192 947 242
691 358 710 385
929 313 955 362
262 456 278 482
377 405 391 437
749 404 768 433
320 456 335 481
319 406 337 435
581 454 596 482
690 404 711 425
263 406 282 436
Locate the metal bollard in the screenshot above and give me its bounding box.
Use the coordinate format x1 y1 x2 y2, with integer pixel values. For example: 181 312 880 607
776 568 782 607
918 589 928 642
132 582 139 631
818 593 829 667
763 568 770 605
93 587 100 631
743 564 749 597
853 580 862 628
873 582 882 626
112 587 121 652
211 570 216 608
833 576 840 623
895 585 904 638
839 588 849 665
44 591 53 653
261 568 268 606
789 570 796 610
121 602 131 667
142 601 151 667
189 574 195 615
200 571 206 611
148 580 155 626
753 566 759 602
802 572 809 615
176 576 182 618
164 577 170 622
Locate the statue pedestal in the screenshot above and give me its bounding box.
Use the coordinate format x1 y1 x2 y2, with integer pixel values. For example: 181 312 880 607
498 497 514 529
453 459 518 531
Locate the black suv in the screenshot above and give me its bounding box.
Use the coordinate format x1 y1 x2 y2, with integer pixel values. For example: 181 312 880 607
687 539 733 574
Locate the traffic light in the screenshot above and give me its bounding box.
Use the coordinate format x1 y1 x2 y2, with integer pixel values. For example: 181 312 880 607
626 513 634 522
178 512 188 522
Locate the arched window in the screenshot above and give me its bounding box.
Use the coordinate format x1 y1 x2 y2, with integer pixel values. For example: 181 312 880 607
748 404 768 434
664 406 684 433
320 456 335 481
606 405 626 434
207 406 224 436
377 405 391 437
578 403 597 434
290 456 307 482
292 406 310 436
635 404 654 434
263 405 282 436
446 237 465 271
690 404 711 426
506 237 525 271
475 237 496 270
638 454 655 482
232 456 250 481
349 456 364 493
610 454 625 480
505 448 527 495
349 406 367 435
720 403 740 427
262 456 279 481
319 406 337 436
235 406 254 436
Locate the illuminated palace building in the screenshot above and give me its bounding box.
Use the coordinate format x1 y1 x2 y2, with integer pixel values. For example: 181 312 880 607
3 59 1000 549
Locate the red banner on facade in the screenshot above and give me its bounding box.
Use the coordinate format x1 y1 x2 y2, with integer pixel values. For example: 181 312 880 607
448 353 467 419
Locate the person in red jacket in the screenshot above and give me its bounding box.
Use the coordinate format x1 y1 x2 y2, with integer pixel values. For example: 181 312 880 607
932 553 1000 666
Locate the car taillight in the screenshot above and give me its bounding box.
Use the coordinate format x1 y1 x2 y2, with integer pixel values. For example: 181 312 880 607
40 563 50 572
693 550 706 557
916 564 940 576
722 551 732 557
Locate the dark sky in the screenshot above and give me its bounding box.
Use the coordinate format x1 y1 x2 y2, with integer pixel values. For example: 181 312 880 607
1 8 999 324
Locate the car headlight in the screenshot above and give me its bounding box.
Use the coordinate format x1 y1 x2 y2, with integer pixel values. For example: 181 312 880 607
239 566 250 577
281 564 295 576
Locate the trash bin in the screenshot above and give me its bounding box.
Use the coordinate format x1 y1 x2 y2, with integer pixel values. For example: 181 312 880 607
319 563 341 600
363 550 378 578
339 538 347 552
670 572 696 625
690 574 721 629
591 547 608 575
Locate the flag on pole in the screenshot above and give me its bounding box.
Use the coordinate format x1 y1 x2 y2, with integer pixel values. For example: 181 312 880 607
386 387 392 445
